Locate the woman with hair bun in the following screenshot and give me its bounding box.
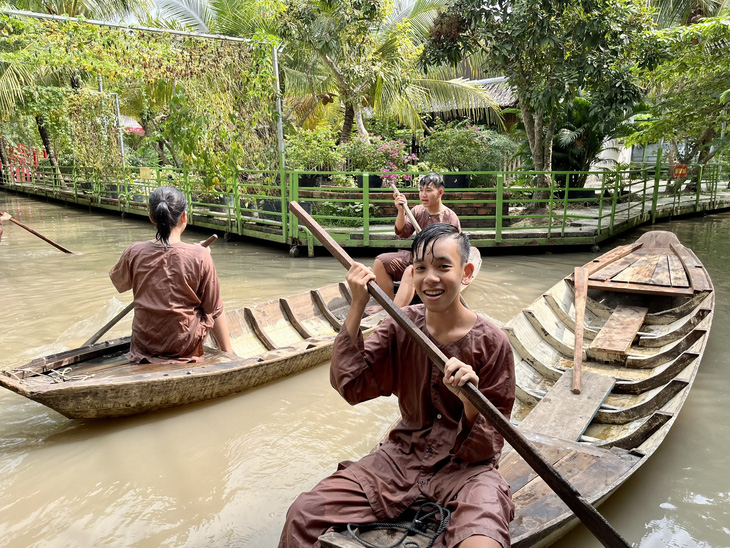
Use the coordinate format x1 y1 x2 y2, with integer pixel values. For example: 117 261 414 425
109 186 233 363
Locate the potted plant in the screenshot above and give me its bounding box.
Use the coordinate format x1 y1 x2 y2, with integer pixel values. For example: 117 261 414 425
285 127 343 187
338 135 417 187
423 122 516 187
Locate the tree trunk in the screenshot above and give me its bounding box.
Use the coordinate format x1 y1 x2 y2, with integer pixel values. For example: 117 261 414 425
0 134 9 184
340 103 355 144
35 115 64 185
354 104 369 140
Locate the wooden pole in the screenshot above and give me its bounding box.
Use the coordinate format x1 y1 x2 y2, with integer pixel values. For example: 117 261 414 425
1 212 73 254
289 201 630 548
83 234 218 346
572 266 588 394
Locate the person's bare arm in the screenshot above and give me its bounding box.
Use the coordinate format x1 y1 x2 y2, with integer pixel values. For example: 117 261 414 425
212 312 234 354
393 265 415 307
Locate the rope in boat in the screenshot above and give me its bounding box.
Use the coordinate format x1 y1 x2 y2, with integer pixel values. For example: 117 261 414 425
346 502 451 548
45 367 95 383
6 367 93 383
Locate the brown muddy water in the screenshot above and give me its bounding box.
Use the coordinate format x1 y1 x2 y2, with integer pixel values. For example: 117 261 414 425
0 191 728 547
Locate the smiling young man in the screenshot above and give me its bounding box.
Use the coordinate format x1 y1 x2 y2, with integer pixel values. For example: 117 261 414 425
280 223 515 548
373 172 461 303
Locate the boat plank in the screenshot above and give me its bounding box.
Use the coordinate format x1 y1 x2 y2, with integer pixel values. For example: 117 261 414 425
649 255 672 286
517 370 614 441
582 242 643 277
511 447 640 544
588 305 648 360
587 256 640 282
586 278 694 297
667 254 689 288
672 243 713 291
612 255 661 285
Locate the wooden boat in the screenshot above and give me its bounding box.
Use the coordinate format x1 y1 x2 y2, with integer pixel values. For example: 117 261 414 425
0 283 385 419
319 230 714 548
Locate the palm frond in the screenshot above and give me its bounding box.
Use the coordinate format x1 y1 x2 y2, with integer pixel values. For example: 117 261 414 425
155 0 214 32
0 63 31 117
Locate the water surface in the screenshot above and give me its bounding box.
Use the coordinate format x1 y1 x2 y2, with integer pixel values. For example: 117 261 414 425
1 191 728 547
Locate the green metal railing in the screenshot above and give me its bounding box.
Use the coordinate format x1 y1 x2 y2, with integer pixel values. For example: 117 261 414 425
2 162 728 253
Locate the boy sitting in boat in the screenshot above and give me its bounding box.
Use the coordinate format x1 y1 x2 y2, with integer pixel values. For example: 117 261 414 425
280 223 515 548
373 172 461 304
109 186 233 363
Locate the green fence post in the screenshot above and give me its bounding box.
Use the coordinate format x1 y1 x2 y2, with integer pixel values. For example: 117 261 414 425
695 164 703 210
496 173 503 244
289 172 298 244
651 148 662 224
597 172 605 234
363 173 370 246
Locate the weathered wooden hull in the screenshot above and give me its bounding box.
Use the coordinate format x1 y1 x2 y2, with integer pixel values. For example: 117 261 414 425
0 282 385 419
320 230 713 548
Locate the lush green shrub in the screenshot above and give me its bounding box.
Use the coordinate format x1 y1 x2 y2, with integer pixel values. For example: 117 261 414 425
313 200 376 226
285 126 343 171
423 122 516 172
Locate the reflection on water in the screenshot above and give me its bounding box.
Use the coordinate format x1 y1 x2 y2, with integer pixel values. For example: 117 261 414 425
1 191 729 547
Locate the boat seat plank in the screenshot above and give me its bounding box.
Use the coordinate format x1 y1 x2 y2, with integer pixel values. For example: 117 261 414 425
517 370 615 441
667 254 689 288
582 242 642 277
510 447 640 542
586 278 694 297
587 256 639 282
649 255 672 286
611 255 661 285
588 305 648 361
671 244 712 291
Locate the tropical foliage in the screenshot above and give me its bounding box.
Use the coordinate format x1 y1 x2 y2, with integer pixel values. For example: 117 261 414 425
0 12 277 176
422 121 516 172
155 0 501 142
626 14 730 169
423 0 654 191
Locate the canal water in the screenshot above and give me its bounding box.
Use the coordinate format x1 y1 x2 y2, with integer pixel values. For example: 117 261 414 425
0 191 728 547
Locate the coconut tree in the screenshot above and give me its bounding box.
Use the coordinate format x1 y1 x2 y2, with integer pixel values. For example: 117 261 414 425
153 0 500 142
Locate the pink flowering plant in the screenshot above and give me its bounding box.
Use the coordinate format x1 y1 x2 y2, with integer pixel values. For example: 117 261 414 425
339 135 417 184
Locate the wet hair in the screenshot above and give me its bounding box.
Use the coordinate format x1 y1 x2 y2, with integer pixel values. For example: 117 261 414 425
419 172 445 190
148 186 187 249
412 223 470 265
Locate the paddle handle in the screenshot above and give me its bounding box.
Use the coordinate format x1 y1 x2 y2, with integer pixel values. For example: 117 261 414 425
289 201 630 548
572 266 588 394
390 182 422 233
83 234 219 346
3 214 73 254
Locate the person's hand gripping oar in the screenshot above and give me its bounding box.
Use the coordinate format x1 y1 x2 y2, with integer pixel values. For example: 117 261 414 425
288 201 630 548
83 234 218 346
390 182 422 233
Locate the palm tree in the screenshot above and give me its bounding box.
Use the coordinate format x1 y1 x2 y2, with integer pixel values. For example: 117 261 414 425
153 0 499 142
650 0 725 27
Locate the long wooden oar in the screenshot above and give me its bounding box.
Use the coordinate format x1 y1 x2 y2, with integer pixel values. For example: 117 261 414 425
1 211 73 254
289 201 630 548
572 266 588 394
83 234 218 346
389 182 422 233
